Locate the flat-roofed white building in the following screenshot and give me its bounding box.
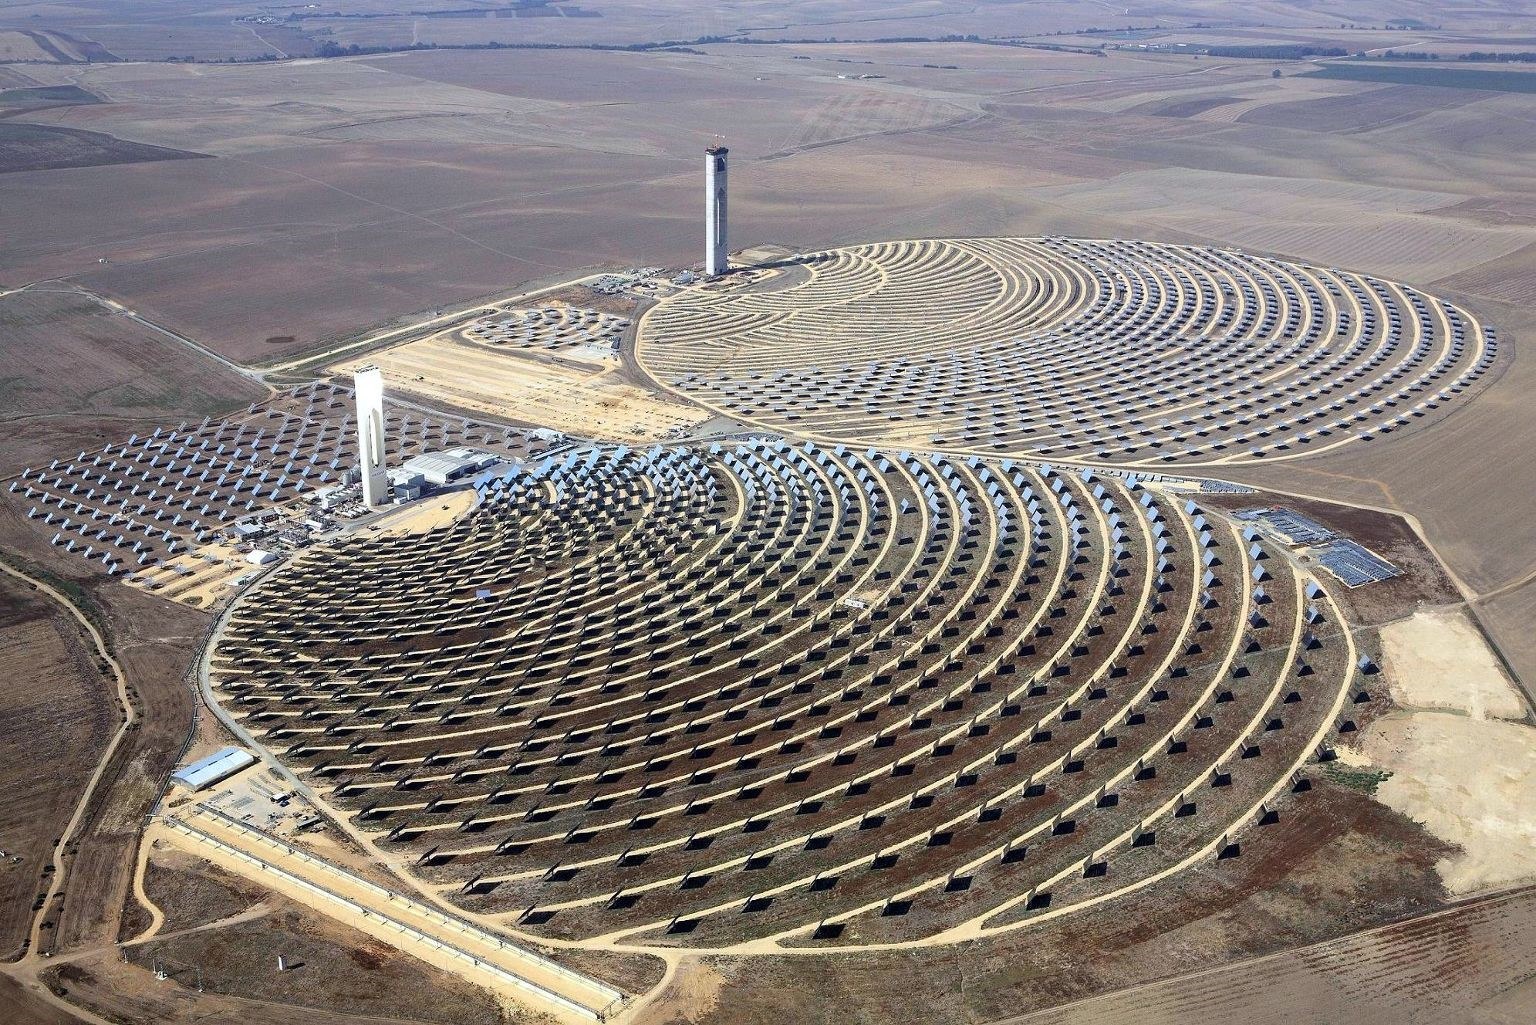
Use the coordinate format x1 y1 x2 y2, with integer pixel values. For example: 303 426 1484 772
402 447 498 487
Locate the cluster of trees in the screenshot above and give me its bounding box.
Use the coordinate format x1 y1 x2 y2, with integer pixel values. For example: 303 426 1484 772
1204 44 1348 59
1377 50 1536 63
1457 51 1536 63
313 36 731 59
297 31 1007 63
315 40 419 57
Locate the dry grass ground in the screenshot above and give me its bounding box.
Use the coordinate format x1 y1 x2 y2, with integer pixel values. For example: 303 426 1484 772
1481 584 1536 701
0 287 263 473
996 884 1536 1025
0 972 83 1025
1218 297 1536 688
6 40 1533 364
138 847 266 935
0 51 1525 396
10 0 1488 62
118 856 512 1025
0 123 203 175
30 844 527 1025
0 32 56 62
3 13 1536 1025
1201 493 1462 628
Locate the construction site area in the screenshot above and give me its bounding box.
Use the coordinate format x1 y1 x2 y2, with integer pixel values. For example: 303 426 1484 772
333 288 711 445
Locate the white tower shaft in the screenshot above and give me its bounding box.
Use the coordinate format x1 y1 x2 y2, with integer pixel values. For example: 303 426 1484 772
705 145 728 276
354 366 389 507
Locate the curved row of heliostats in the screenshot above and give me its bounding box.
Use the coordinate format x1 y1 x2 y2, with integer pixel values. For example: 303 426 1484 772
464 306 631 354
636 237 1497 466
213 438 1366 951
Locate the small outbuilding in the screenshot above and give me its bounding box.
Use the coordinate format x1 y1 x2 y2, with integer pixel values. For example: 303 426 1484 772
228 521 265 542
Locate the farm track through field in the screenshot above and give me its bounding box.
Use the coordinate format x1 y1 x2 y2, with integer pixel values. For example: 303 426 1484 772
0 560 135 1025
0 560 137 960
1000 883 1536 1025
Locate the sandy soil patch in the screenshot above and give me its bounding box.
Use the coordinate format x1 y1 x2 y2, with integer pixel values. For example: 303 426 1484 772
127 541 253 608
1356 711 1536 895
336 335 704 442
641 959 724 1024
370 488 478 537
1379 608 1526 721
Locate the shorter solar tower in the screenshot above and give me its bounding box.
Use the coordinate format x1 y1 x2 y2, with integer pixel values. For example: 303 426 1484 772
354 365 388 507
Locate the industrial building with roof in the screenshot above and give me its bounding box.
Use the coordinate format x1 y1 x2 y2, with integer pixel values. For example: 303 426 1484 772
170 746 256 791
403 448 500 487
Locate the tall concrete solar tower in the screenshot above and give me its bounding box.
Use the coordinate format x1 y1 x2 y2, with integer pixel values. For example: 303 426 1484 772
705 144 728 277
354 365 389 507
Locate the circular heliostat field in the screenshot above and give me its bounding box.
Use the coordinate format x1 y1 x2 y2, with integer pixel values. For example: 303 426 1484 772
635 237 1498 466
213 441 1361 952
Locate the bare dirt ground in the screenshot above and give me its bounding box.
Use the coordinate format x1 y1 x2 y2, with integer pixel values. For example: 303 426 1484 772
0 972 83 1025
1216 287 1536 689
0 570 117 962
368 489 478 538
639 959 723 1024
997 884 1536 1025
334 335 705 441
1201 492 1462 628
123 899 510 1025
0 43 1527 693
1481 583 1536 704
0 122 204 176
1352 715 1536 895
0 42 1526 360
44 952 514 1025
644 777 1452 1025
5 0 1522 62
127 542 254 611
3 12 1536 1025
0 287 263 474
134 553 243 614
29 843 533 1025
540 284 647 318
0 502 206 958
1379 608 1526 721
138 847 267 935
1339 608 1536 897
